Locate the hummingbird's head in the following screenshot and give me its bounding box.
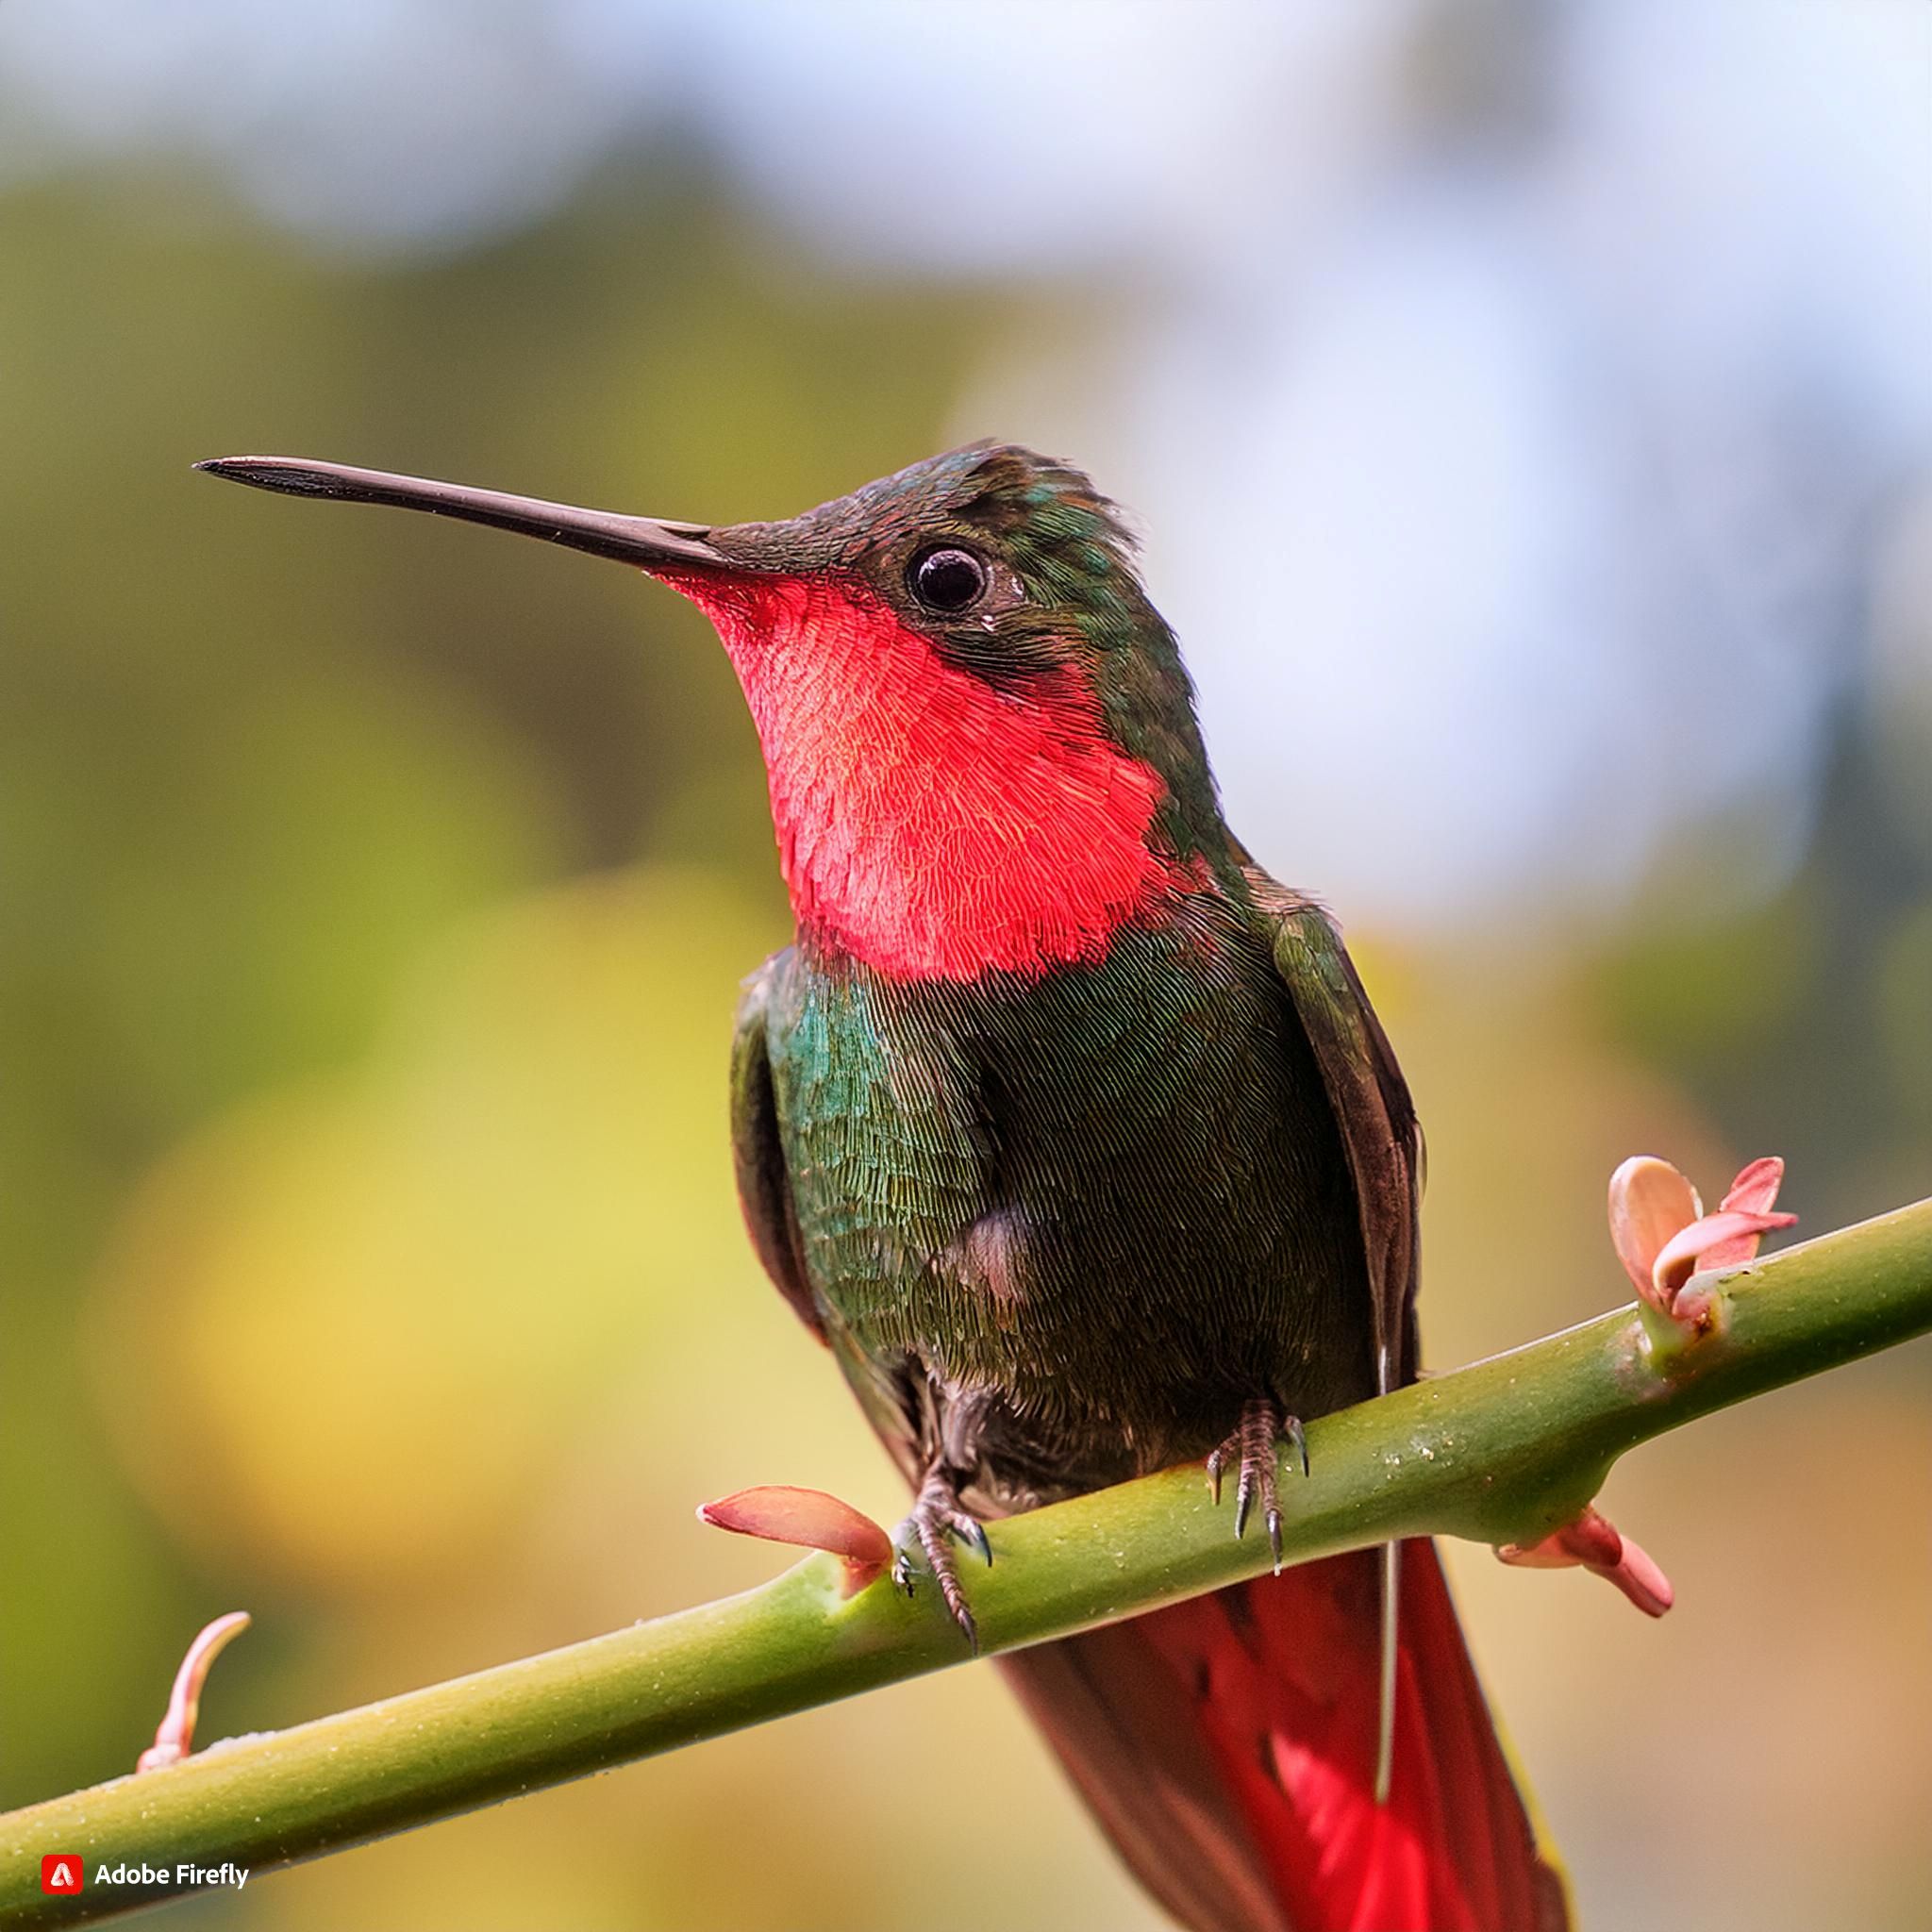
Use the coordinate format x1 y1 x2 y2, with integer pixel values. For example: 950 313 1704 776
199 444 1224 981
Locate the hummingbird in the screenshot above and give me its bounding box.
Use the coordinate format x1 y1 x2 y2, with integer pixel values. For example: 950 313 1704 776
199 443 1568 1932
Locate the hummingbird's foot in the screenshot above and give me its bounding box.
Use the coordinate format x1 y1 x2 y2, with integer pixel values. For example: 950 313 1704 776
1207 1398 1308 1575
891 1464 992 1653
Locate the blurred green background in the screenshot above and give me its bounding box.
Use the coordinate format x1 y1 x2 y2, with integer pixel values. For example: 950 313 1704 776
3 5 1929 1929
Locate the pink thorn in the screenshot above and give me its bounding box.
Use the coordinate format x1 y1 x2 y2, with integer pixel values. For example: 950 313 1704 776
136 1611 251 1773
1720 1156 1785 1216
1608 1151 1796 1336
1497 1507 1674 1617
1700 1157 1791 1269
1607 1157 1702 1307
698 1484 892 1597
1550 1507 1623 1569
1652 1207 1798 1307
1599 1528 1675 1618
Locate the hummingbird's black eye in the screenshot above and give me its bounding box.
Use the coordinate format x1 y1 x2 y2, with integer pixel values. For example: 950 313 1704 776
908 544 989 614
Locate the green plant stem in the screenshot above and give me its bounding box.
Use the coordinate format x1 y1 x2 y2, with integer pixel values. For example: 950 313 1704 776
6 1197 1930 1926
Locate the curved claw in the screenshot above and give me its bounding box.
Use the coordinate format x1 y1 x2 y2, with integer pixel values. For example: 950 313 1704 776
1233 1456 1267 1542
1209 1399 1306 1576
946 1598 980 1654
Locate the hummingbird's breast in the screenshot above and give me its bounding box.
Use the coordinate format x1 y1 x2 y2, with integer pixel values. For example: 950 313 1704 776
760 883 1374 1505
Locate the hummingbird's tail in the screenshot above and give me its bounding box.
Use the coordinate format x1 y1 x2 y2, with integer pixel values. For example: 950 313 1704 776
999 1540 1569 1932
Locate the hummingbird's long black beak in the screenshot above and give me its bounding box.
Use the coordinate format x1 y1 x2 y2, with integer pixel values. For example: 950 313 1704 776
194 456 730 574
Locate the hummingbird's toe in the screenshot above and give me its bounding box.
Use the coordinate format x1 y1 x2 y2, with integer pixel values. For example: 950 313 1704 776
1207 1398 1307 1575
893 1464 991 1652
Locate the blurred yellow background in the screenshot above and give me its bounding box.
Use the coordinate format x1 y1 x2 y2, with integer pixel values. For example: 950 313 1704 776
3 6 1929 1929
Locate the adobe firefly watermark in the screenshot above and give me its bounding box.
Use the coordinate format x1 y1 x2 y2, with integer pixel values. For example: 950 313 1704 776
41 1856 249 1895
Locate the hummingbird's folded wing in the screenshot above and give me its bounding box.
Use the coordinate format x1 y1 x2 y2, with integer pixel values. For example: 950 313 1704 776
1243 870 1423 1399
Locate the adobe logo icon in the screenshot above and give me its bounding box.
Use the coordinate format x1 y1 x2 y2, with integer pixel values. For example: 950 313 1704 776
41 1856 84 1895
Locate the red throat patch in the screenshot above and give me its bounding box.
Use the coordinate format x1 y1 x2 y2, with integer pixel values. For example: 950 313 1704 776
673 572 1183 979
